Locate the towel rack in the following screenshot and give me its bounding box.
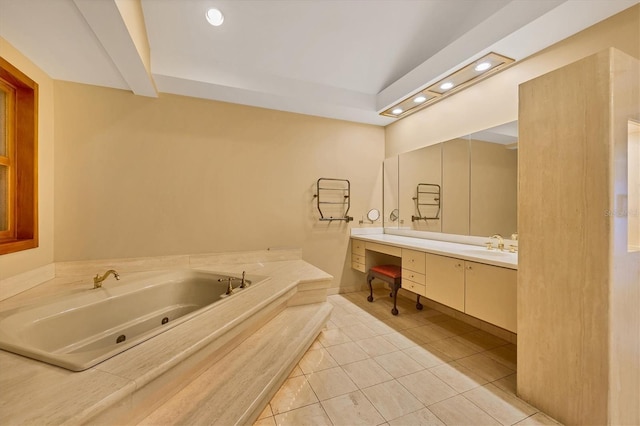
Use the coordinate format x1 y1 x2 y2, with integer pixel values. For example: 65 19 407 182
313 178 354 222
411 183 441 222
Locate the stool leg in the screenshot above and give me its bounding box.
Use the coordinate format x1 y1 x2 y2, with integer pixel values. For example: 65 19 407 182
367 274 374 302
391 283 399 316
416 295 423 310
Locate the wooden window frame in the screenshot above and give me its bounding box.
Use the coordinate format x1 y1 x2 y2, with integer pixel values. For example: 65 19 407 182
0 57 38 255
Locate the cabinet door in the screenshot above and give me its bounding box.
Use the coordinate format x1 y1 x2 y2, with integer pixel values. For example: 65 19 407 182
402 248 426 273
464 261 517 332
425 253 465 311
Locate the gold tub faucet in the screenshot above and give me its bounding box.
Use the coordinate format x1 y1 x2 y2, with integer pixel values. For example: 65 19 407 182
93 270 120 288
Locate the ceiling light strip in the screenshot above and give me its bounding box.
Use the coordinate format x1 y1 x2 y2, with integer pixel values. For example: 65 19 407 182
381 52 514 119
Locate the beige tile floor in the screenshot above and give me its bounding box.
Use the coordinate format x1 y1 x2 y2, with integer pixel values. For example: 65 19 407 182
254 290 562 426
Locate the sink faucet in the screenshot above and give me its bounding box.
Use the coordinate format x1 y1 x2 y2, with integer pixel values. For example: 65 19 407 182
93 270 120 288
490 234 505 251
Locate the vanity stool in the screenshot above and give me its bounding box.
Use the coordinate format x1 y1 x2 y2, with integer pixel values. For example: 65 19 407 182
367 265 402 315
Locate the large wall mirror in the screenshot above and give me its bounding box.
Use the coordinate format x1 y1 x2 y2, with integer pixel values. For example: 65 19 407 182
383 121 518 238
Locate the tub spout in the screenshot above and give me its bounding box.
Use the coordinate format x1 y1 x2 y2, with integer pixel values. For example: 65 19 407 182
93 270 120 289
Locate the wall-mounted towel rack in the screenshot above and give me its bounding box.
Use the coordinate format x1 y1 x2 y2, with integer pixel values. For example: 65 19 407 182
313 178 353 222
411 183 441 222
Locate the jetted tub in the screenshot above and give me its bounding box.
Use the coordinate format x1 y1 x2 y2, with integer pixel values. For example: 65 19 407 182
0 269 268 371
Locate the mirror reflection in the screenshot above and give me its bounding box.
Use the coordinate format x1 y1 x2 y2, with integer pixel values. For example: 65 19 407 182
383 121 518 238
383 156 399 227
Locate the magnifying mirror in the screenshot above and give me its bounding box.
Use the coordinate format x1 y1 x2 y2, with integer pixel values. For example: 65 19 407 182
389 209 399 222
367 209 380 222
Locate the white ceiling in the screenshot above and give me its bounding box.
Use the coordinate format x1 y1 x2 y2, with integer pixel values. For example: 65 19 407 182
0 0 637 125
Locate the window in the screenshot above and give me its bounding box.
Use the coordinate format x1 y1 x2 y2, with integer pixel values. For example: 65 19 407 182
0 57 38 255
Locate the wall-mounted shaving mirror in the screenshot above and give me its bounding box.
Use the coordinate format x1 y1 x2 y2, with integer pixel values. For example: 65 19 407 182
383 121 518 238
367 209 380 222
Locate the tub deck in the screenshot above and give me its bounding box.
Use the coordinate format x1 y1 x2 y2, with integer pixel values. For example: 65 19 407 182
0 252 332 425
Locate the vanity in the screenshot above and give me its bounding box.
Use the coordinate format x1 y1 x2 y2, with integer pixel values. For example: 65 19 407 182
363 121 519 333
351 232 517 333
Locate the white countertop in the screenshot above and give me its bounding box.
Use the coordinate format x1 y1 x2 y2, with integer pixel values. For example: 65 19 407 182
351 233 518 270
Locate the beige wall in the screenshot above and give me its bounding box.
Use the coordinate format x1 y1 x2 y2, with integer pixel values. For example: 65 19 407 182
385 4 640 157
53 82 384 290
0 38 55 281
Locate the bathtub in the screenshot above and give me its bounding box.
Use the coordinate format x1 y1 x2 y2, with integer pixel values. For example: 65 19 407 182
0 269 268 371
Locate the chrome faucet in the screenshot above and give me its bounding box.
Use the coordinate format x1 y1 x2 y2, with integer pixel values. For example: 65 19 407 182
489 234 505 251
93 270 120 288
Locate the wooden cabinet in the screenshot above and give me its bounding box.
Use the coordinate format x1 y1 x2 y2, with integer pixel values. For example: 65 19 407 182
424 254 516 332
351 240 366 272
402 249 426 296
349 237 516 333
425 253 465 311
464 261 517 332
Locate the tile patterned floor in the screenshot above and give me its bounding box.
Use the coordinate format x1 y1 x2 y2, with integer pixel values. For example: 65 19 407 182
254 290 562 426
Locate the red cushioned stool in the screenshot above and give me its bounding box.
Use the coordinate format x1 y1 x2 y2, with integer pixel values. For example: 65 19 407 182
367 265 403 315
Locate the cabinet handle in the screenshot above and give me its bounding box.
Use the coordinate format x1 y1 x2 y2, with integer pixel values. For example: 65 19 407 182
466 266 473 270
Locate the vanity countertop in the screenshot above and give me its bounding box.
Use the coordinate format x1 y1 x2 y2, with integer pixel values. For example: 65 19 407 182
351 233 518 270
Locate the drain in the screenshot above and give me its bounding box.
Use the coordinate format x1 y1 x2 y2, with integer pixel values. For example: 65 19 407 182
116 334 126 344
162 317 169 325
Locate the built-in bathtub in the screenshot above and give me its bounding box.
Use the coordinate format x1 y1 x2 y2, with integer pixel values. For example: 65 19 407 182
0 269 268 371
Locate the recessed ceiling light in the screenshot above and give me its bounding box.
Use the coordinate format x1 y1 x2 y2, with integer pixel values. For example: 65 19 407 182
380 52 514 119
475 62 492 72
206 8 224 26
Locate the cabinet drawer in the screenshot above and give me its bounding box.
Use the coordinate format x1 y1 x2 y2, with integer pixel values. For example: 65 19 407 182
402 249 426 273
401 268 425 285
352 254 365 265
352 240 366 256
351 261 366 273
402 278 426 297
365 242 402 257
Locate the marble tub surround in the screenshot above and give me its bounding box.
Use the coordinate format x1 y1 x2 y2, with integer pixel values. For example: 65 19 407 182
55 248 303 277
0 255 332 425
0 248 303 304
138 302 333 425
0 263 56 302
351 232 517 269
